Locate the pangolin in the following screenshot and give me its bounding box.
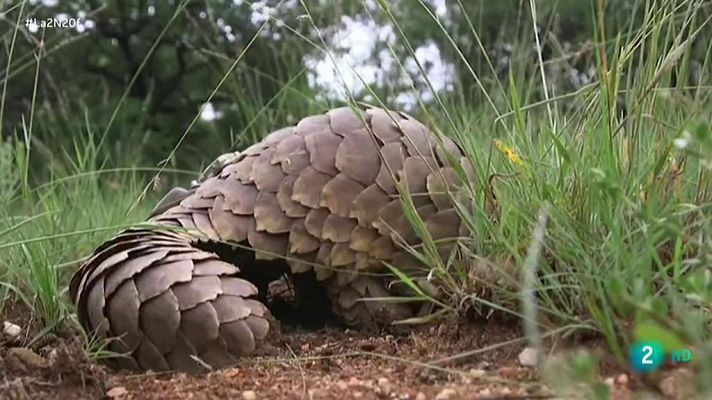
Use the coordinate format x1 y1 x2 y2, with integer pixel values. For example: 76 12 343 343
69 106 475 373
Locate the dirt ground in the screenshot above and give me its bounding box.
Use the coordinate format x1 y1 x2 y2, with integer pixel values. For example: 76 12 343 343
0 303 697 400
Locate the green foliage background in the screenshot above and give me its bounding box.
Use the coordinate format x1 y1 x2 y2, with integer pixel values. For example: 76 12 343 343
3 0 706 178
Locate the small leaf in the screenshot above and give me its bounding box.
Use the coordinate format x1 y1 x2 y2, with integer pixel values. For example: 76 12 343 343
633 320 685 353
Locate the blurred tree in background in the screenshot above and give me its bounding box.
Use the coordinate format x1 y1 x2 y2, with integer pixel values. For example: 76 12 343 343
1 0 709 181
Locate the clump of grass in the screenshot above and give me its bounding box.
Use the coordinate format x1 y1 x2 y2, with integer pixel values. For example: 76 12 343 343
0 139 155 334
0 139 16 203
373 0 712 394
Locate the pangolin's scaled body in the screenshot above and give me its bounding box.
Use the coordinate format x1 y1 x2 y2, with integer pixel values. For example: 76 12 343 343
70 106 475 373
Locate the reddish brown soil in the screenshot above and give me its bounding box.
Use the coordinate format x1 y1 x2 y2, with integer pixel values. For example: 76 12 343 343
1 316 653 400
108 322 546 400
0 299 695 400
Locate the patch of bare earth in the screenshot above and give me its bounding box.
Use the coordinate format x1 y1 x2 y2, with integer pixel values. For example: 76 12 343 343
1 305 697 400
0 313 545 400
110 322 546 400
1 334 109 399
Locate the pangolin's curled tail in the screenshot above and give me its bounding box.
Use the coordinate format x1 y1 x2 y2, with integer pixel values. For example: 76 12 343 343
70 106 477 373
69 229 271 373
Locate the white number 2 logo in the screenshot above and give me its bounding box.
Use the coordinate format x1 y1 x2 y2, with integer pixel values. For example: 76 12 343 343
641 345 654 365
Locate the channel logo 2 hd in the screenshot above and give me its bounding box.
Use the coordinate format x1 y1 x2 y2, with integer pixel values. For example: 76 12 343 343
629 341 692 373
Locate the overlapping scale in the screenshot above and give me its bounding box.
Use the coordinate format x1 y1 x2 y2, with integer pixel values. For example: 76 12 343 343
69 230 270 373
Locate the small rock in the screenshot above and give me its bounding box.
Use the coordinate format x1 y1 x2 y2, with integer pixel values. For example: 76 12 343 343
659 376 676 397
435 387 457 400
308 389 325 398
604 377 615 387
47 348 61 365
415 392 427 400
377 377 391 394
497 366 520 379
337 381 348 391
223 368 241 379
106 386 128 400
478 388 492 397
468 368 486 378
659 369 694 400
2 321 21 337
518 347 539 367
616 373 629 385
4 347 48 374
242 390 257 400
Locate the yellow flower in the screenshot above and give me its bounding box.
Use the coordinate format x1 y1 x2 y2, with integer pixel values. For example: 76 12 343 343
494 139 524 167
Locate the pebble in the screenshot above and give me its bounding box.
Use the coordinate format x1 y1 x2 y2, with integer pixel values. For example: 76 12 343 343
659 369 694 400
415 392 427 400
47 348 59 364
377 377 391 394
435 387 457 400
106 386 128 400
308 389 325 398
2 321 21 337
468 368 486 378
242 390 257 400
497 366 520 379
223 368 241 379
659 377 677 399
616 373 628 385
518 347 539 367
